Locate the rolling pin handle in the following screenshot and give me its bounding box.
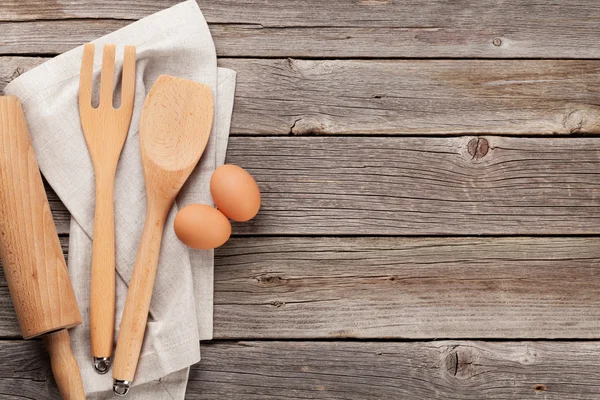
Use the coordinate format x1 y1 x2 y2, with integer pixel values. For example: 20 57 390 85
113 379 131 396
43 330 86 399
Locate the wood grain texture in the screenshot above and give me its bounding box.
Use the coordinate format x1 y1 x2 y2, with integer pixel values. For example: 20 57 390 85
0 237 68 338
226 136 600 235
0 98 84 397
220 58 600 135
4 1 600 58
10 134 600 236
0 340 63 399
2 0 598 396
114 76 214 384
6 57 600 234
213 237 600 339
0 0 177 19
3 339 600 399
0 97 81 339
79 43 136 363
0 20 127 55
2 57 600 136
190 340 600 400
0 237 599 339
0 57 45 96
42 330 85 400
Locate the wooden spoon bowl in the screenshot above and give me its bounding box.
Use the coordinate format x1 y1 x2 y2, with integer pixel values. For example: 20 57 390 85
141 75 213 198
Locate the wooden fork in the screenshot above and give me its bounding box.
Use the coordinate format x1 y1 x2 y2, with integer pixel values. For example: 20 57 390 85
79 43 136 374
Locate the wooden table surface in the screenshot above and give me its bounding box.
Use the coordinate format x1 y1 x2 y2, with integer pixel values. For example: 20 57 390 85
2 1 600 398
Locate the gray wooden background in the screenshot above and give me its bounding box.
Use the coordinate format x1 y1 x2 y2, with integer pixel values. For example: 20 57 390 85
1 1 600 398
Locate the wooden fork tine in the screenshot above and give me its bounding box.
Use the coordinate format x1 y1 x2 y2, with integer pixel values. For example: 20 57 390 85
79 43 94 110
99 44 116 109
119 46 136 114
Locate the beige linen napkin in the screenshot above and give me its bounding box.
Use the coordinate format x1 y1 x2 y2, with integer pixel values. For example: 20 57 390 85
5 1 235 398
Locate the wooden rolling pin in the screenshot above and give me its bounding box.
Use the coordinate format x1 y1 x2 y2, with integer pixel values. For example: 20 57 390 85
0 96 86 399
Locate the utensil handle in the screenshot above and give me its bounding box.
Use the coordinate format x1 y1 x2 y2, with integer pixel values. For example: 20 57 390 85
113 203 167 389
43 330 86 400
90 173 116 370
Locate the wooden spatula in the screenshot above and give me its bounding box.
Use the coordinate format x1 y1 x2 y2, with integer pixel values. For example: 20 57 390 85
79 43 136 374
112 75 213 395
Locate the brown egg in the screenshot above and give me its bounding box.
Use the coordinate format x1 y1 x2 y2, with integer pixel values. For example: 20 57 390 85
210 164 261 222
174 204 231 250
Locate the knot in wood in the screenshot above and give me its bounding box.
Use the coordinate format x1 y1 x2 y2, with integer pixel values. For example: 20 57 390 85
443 345 480 381
562 109 600 134
257 275 284 284
290 117 329 135
467 138 489 160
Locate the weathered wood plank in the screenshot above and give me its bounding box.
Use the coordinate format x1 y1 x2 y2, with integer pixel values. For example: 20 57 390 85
0 57 44 91
0 340 61 399
14 135 600 236
3 339 600 399
223 136 600 235
190 340 600 399
2 57 600 136
213 237 600 339
0 0 177 20
1 237 599 338
3 1 600 58
222 58 600 135
0 20 127 55
0 133 597 236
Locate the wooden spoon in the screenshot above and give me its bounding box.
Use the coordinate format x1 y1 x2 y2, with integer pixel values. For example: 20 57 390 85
112 75 213 395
